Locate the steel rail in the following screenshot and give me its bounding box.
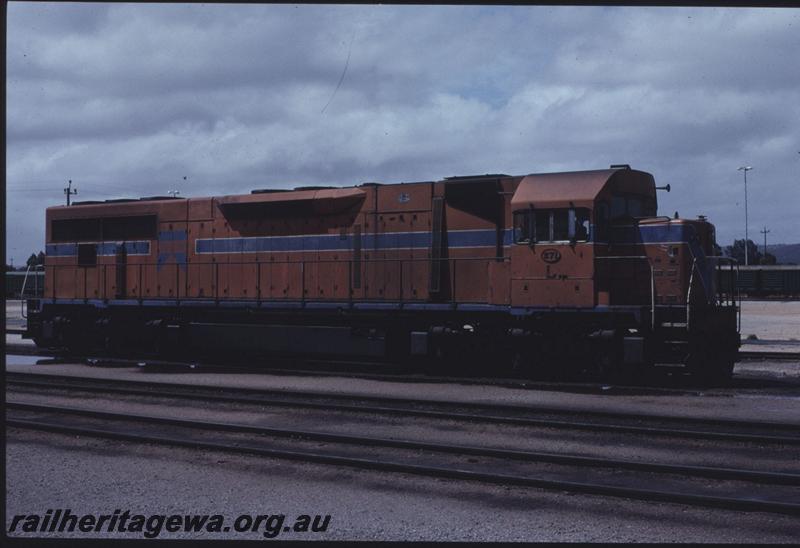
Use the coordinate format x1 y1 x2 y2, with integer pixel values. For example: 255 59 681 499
738 350 800 360
9 348 800 406
7 401 799 486
9 370 799 430
7 372 800 445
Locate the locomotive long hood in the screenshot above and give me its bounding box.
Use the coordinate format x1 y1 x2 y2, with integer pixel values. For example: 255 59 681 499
218 187 366 216
511 168 656 209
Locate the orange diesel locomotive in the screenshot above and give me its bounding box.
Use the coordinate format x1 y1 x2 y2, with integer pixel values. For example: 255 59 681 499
25 165 740 381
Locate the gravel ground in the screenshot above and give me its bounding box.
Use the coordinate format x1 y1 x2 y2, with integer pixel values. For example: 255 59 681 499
739 300 800 341
735 360 800 380
5 333 34 347
6 428 800 542
5 300 26 329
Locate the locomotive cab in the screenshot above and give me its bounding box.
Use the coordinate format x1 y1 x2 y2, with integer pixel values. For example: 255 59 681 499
508 166 739 380
509 166 658 309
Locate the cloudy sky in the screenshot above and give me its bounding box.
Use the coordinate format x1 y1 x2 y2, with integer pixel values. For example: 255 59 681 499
6 3 800 264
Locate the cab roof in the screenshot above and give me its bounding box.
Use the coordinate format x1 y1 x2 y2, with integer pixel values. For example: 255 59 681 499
510 168 656 209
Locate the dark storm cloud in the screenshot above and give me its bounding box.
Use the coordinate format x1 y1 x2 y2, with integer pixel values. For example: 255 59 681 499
6 4 800 263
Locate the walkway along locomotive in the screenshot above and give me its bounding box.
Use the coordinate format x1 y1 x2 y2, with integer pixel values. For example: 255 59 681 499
24 166 740 381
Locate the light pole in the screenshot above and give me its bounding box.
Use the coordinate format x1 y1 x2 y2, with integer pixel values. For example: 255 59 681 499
738 166 752 265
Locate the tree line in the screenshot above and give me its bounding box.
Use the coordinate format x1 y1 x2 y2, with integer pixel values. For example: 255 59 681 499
724 239 777 265
5 251 45 272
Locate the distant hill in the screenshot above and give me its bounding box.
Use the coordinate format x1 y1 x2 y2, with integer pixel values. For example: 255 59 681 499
767 244 800 265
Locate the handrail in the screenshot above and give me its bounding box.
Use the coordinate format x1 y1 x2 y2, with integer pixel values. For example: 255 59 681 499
19 264 45 319
705 255 741 332
594 255 654 330
686 258 697 330
683 239 712 304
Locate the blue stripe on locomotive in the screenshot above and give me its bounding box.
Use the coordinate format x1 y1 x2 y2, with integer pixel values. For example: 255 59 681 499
44 224 698 257
46 241 150 256
158 229 187 241
194 229 508 254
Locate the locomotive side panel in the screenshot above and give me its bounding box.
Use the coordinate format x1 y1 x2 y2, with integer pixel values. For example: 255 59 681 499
276 215 305 300
444 203 494 303
439 178 508 304
378 211 401 301
212 211 234 300
511 244 595 308
377 184 426 301
351 211 370 300
156 220 188 299
373 182 433 301
593 243 652 306
304 214 323 301
408 210 431 301
187 211 215 299
486 178 516 306
45 202 164 301
224 216 246 299
147 200 188 299
45 255 79 300
322 213 359 300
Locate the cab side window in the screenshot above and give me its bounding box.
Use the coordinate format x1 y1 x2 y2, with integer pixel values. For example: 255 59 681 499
609 194 652 220
611 196 627 219
513 208 592 243
552 210 569 241
513 211 532 243
571 209 591 241
535 211 550 242
595 202 609 242
627 197 643 217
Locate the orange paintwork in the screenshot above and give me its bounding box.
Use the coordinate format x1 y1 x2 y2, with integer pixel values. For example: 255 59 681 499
43 167 715 313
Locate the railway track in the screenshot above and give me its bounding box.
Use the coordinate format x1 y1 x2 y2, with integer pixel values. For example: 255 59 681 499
739 350 800 360
7 371 800 445
7 398 800 517
6 343 800 395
